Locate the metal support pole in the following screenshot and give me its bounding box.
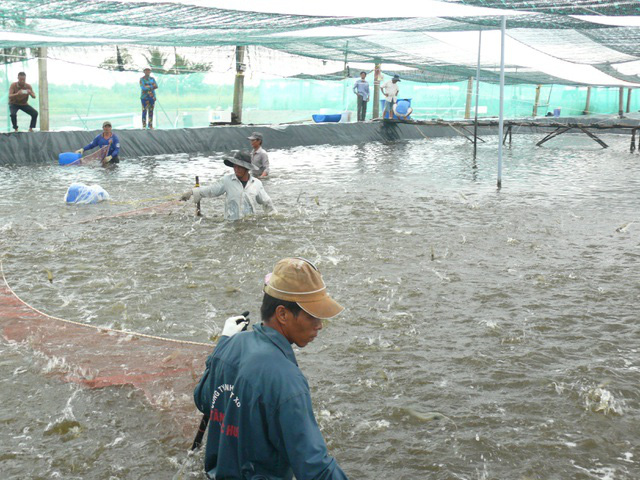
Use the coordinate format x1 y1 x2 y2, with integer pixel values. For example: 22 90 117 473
38 46 49 131
231 46 246 124
497 17 506 190
626 88 632 114
532 84 541 117
473 30 482 159
372 61 381 119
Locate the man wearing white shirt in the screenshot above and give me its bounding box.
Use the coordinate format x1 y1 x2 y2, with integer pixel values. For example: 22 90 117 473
381 74 401 120
181 151 276 221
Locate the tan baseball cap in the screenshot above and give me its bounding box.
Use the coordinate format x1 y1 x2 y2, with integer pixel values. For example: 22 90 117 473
264 258 344 319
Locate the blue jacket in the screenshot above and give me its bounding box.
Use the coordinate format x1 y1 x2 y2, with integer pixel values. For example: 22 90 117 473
83 133 120 157
194 324 348 480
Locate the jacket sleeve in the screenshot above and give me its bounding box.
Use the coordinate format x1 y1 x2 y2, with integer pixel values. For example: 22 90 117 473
193 339 229 413
110 134 120 157
256 184 276 214
277 392 349 480
83 135 99 152
199 179 226 198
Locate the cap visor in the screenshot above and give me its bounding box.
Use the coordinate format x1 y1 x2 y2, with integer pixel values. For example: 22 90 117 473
298 296 344 319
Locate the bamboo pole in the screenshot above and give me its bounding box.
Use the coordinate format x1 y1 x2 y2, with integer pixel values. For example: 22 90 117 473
583 86 591 115
626 88 632 114
464 77 473 119
618 87 624 118
372 62 381 119
532 84 541 117
231 46 246 124
38 47 49 131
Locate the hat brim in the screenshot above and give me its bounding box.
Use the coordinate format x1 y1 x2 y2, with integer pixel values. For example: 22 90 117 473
247 136 261 140
223 157 257 171
297 295 344 320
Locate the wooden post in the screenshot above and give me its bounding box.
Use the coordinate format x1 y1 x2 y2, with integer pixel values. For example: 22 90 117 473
532 84 541 117
38 46 50 131
619 87 624 118
583 86 591 115
372 62 381 119
626 88 632 113
231 46 246 124
464 77 473 119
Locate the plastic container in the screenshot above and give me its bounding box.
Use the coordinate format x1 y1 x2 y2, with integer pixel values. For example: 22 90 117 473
65 183 110 204
339 111 352 123
553 108 561 117
58 152 82 166
394 99 412 119
312 114 342 123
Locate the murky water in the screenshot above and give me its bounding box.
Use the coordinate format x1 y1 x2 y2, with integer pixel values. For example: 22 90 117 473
1 134 639 479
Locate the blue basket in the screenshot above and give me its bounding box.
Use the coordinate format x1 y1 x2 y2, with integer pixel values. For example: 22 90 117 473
59 152 82 166
312 114 342 123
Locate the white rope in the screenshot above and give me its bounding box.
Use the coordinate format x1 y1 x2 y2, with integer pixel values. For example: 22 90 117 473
0 257 212 348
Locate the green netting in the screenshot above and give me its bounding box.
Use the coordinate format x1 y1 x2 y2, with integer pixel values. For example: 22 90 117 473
2 1 640 85
3 52 637 134
440 1 640 16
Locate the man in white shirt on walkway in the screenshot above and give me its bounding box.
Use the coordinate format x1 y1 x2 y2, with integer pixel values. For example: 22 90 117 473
381 74 400 120
181 151 276 221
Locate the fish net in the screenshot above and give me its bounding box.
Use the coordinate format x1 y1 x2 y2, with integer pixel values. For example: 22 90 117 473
0 259 213 439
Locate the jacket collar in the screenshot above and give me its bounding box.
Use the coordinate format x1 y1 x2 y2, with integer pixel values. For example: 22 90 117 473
253 324 298 366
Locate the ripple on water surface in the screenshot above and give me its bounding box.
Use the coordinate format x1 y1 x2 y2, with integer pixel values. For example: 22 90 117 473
1 135 640 478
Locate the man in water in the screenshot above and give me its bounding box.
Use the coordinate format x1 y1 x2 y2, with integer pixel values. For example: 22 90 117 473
248 132 270 178
76 121 121 165
381 74 401 120
181 151 276 220
194 257 349 480
353 71 370 122
8 72 38 132
140 67 158 129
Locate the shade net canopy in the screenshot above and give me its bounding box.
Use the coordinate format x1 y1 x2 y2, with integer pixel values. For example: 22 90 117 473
1 0 640 86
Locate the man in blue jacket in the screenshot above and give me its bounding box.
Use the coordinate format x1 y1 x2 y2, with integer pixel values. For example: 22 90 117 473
194 257 349 480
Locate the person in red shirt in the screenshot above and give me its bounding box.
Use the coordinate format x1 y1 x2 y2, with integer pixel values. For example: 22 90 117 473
8 72 38 132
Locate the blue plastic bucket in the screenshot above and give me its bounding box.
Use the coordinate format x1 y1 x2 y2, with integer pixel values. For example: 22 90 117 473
553 108 561 118
395 99 412 117
59 152 82 166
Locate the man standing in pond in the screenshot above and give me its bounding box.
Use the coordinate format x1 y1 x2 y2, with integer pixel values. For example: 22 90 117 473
248 132 270 178
140 67 158 129
194 257 349 480
381 74 401 120
181 151 276 220
8 72 38 132
353 71 370 122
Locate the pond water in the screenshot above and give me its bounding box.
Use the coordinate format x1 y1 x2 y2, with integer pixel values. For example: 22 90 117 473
1 134 639 479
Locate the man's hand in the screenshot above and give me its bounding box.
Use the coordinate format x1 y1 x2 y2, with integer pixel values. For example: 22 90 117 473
221 315 249 337
104 155 112 162
180 189 193 201
75 149 83 154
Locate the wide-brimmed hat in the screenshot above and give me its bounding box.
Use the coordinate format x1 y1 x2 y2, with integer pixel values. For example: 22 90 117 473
102 121 112 127
247 132 263 141
143 66 152 72
223 150 257 171
264 257 344 319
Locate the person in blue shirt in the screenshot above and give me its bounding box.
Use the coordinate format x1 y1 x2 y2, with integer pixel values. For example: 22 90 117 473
140 67 158 129
194 257 349 480
75 120 121 165
353 71 370 122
